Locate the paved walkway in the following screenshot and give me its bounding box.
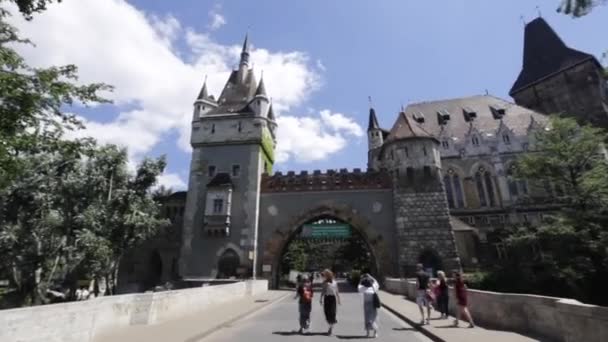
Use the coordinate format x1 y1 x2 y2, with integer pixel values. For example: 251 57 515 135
204 291 431 341
379 291 540 342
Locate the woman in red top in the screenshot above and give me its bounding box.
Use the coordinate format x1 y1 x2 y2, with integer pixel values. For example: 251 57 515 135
453 272 475 328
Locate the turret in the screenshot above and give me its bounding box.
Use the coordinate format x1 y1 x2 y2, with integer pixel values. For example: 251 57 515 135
251 74 270 117
193 77 217 121
367 106 383 150
382 111 441 183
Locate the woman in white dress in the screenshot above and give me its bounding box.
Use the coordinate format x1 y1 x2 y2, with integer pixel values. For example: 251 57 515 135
358 273 380 338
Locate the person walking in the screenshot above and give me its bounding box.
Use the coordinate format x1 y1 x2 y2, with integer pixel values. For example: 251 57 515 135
453 271 475 328
320 269 340 336
358 273 380 338
415 263 431 325
294 276 313 334
436 271 449 319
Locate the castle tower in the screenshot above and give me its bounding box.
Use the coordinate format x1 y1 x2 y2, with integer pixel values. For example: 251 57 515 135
367 106 384 169
382 112 461 275
510 17 608 127
180 35 277 280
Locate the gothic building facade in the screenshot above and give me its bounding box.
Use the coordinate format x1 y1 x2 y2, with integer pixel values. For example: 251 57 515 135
119 18 607 290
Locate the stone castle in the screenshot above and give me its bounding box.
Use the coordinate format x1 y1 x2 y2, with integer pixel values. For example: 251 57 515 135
118 18 607 291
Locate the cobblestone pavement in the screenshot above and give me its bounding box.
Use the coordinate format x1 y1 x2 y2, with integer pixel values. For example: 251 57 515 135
203 292 432 342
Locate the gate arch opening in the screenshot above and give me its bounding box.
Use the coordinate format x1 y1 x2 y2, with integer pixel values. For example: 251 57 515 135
272 213 380 288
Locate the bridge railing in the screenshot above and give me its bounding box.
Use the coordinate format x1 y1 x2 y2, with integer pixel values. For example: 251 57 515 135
0 280 268 342
384 278 607 342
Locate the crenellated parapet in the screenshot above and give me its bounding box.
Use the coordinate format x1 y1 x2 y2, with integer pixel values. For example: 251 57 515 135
261 168 392 193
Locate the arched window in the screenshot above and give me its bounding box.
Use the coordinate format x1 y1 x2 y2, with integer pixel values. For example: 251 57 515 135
472 136 480 146
444 169 465 209
475 166 496 207
507 165 528 199
444 174 454 208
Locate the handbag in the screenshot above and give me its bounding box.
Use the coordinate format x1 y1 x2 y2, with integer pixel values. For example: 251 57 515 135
372 287 381 309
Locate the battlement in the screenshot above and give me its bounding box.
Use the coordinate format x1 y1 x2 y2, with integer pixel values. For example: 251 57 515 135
261 168 392 193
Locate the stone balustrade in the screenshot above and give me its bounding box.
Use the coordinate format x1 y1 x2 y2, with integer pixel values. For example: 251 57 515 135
261 168 392 193
384 278 607 342
0 280 268 342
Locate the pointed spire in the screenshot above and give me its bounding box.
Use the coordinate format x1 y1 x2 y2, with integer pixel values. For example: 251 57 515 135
367 96 380 131
268 103 276 121
197 75 211 101
255 71 267 97
239 33 250 69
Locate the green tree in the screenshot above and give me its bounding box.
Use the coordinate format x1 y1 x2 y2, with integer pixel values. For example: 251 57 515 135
0 0 110 189
0 143 169 305
481 116 608 305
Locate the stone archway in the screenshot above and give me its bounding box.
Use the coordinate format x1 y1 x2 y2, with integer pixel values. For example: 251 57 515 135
262 204 391 288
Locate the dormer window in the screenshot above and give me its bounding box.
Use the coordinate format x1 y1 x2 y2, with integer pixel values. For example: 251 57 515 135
490 105 506 119
463 107 477 122
413 112 425 124
437 110 450 126
502 134 511 144
442 140 449 149
472 136 480 146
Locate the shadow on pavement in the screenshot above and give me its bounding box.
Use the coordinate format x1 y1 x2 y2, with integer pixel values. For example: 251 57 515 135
272 331 328 336
335 335 370 339
392 327 416 331
434 324 458 328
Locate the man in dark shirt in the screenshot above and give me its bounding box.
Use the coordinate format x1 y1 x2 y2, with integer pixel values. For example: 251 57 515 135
415 263 431 325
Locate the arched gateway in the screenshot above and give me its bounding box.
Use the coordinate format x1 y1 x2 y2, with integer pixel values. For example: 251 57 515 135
178 36 461 286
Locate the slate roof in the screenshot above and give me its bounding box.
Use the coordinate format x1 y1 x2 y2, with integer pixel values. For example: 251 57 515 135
207 173 233 187
385 111 436 142
510 17 597 95
401 95 548 141
207 69 257 115
255 76 267 97
368 107 380 131
167 191 187 200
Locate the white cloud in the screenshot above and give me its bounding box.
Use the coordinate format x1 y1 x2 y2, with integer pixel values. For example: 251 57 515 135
8 0 361 181
156 172 187 191
276 109 363 163
208 5 226 31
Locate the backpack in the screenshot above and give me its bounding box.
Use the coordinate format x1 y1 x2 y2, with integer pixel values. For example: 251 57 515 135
302 286 313 303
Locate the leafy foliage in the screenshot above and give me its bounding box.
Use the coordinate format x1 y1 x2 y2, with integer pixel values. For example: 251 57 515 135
0 1 167 306
0 1 111 189
557 0 605 17
0 143 169 305
476 117 608 305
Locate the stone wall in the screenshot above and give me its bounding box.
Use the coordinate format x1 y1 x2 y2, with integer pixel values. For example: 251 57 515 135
384 278 608 342
392 169 461 275
0 280 268 342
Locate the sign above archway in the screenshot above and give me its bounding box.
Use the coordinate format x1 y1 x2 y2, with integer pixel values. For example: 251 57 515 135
301 221 352 239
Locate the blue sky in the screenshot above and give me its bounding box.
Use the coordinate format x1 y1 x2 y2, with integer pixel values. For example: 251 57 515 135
10 0 607 190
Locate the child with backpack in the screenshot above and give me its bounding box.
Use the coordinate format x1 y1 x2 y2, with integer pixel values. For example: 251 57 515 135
295 276 314 334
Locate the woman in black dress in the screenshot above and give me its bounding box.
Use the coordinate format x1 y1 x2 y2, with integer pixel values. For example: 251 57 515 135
320 269 341 336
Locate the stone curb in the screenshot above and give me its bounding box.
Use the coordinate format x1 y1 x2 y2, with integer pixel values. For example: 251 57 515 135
381 302 447 342
184 291 290 342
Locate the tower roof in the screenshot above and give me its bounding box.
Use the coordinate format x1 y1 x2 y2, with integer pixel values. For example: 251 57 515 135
196 78 212 101
368 107 380 131
510 17 597 95
386 111 436 142
255 75 267 97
